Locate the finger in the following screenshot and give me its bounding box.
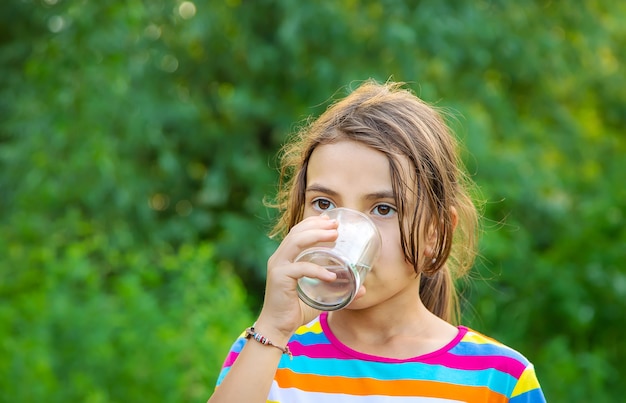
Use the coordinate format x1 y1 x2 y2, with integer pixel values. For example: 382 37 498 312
271 223 339 264
290 228 338 251
285 261 338 282
269 230 338 266
287 214 338 235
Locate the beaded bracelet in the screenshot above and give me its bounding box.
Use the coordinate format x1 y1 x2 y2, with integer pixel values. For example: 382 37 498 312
245 327 293 359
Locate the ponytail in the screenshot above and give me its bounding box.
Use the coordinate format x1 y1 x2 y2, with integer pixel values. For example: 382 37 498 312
419 265 459 324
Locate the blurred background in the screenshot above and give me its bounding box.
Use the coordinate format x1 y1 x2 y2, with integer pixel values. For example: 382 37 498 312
1 0 624 401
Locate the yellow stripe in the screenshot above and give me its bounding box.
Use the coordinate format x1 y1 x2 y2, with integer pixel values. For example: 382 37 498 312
464 329 504 346
295 320 323 335
511 364 541 397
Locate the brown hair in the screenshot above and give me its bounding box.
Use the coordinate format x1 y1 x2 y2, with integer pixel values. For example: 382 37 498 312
268 80 479 323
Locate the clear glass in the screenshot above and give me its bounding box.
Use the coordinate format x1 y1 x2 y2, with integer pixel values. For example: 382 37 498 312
296 208 382 311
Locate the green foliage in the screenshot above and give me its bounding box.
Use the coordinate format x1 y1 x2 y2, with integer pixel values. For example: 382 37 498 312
1 0 624 401
0 224 251 402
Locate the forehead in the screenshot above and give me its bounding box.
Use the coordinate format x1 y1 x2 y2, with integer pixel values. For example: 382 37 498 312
306 140 415 197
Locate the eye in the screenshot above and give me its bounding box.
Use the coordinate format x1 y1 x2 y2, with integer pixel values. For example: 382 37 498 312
312 198 335 212
372 203 396 217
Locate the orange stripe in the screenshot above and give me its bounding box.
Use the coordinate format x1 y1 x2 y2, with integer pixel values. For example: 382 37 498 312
275 369 508 403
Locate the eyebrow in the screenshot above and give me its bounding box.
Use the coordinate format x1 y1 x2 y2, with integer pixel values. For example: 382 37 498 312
305 184 395 201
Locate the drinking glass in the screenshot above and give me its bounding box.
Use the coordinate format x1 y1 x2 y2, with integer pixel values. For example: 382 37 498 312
296 208 382 311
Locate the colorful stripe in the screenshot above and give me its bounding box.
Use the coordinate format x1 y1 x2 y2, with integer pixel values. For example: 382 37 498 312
275 369 509 402
215 312 546 402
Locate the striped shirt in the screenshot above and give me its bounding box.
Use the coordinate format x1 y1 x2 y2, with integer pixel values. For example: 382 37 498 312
216 312 546 402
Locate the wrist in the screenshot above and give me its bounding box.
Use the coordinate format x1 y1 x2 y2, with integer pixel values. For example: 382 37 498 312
245 326 292 359
252 317 296 346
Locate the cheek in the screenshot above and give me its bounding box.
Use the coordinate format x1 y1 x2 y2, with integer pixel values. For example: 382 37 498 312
378 225 406 264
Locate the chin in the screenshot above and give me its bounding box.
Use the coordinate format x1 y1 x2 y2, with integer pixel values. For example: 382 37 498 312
343 297 372 311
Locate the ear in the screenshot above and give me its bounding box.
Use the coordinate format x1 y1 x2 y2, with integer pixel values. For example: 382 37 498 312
450 205 458 231
423 221 438 258
424 206 458 258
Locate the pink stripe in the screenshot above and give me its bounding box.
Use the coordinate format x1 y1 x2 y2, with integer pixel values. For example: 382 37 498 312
223 315 526 381
289 341 354 359
319 312 470 364
222 350 239 367
290 341 525 379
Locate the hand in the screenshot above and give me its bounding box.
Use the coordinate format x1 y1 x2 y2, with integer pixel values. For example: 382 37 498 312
255 215 339 341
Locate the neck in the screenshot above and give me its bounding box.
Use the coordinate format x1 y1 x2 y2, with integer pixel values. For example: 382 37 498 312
325 296 458 359
328 296 433 339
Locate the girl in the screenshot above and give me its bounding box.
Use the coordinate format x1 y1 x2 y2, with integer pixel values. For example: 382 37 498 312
208 80 546 402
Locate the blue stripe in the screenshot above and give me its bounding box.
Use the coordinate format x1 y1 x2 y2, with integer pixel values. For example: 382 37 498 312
509 387 546 403
291 330 329 346
280 356 518 397
216 366 231 386
452 340 530 364
227 336 246 354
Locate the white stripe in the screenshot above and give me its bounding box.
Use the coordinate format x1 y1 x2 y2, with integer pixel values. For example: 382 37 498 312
268 383 465 403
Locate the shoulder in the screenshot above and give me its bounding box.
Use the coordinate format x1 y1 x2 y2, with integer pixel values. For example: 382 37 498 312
450 327 531 380
456 327 531 360
287 315 330 353
454 327 546 402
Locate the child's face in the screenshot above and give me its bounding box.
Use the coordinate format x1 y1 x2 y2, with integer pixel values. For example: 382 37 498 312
302 140 423 309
